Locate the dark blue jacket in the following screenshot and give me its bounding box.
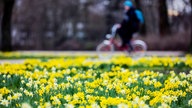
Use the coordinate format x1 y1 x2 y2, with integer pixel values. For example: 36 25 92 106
120 7 140 33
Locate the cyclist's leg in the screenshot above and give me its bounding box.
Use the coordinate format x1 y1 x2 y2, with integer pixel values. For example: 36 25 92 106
116 29 127 48
127 41 133 52
126 32 134 52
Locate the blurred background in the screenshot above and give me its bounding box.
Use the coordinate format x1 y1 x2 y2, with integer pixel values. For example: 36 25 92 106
0 0 192 51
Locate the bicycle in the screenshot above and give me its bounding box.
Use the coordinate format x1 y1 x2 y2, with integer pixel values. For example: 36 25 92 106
96 24 147 59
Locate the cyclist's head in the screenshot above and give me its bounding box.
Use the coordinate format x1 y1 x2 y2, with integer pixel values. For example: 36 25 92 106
124 0 133 10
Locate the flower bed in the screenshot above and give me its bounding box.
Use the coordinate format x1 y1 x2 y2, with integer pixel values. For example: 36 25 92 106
0 56 192 108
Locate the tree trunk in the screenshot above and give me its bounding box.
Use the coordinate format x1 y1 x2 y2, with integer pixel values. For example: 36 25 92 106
190 0 192 52
105 0 117 34
135 0 141 10
1 0 15 51
158 0 170 35
140 0 159 35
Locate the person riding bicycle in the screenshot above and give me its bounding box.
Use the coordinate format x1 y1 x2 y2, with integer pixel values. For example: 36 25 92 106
116 0 141 52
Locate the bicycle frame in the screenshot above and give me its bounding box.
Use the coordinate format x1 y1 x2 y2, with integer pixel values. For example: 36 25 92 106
96 24 147 58
105 36 129 51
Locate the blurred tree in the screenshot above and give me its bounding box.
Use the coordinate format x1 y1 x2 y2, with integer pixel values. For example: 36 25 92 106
135 0 141 10
190 0 192 52
142 0 159 35
158 0 170 35
105 0 118 33
1 0 15 51
8 0 191 50
140 0 169 35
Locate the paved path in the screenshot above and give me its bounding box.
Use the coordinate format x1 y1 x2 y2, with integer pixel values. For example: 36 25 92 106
0 51 186 64
6 51 185 56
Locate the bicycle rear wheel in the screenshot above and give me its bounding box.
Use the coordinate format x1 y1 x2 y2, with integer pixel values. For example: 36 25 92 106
131 40 147 57
96 40 114 59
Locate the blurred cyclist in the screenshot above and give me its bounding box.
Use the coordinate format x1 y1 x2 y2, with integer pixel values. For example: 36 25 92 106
116 0 140 52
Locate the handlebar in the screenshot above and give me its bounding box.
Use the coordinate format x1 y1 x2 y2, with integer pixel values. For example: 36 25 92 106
111 24 120 37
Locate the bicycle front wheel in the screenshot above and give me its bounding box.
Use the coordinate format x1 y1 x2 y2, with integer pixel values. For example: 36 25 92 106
96 40 114 59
